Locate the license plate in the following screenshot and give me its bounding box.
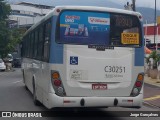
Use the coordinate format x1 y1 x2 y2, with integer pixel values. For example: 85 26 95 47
92 84 107 90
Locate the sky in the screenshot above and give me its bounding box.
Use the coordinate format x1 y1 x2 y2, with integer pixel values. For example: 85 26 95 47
113 0 159 8
7 0 160 9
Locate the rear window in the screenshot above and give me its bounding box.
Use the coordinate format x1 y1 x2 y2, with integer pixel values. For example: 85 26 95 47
56 10 142 47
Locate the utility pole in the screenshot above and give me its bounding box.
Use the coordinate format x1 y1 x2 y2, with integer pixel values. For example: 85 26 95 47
154 0 157 45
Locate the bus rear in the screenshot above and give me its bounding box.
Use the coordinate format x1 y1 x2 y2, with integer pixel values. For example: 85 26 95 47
49 6 144 108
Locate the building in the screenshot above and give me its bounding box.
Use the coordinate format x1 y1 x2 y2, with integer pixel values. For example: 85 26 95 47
8 2 54 28
144 23 160 44
144 23 160 43
8 2 54 58
144 23 160 51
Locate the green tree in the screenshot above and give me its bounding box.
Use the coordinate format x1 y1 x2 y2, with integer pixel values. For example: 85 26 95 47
0 0 10 20
0 21 12 57
0 0 11 58
0 1 26 58
7 28 27 53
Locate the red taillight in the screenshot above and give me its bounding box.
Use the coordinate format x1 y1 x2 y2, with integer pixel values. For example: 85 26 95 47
128 100 133 102
51 71 66 96
54 80 61 86
63 100 71 103
135 81 142 87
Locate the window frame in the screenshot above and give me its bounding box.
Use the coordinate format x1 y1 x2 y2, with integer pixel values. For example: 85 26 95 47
21 17 52 62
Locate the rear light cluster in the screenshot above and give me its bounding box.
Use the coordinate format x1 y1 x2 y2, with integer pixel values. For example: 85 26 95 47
130 73 144 97
51 71 66 96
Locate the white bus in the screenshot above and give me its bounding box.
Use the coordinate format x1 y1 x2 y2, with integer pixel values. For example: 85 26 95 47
21 6 144 109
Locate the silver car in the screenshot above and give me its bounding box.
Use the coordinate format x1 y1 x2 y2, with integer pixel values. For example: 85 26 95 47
0 59 6 71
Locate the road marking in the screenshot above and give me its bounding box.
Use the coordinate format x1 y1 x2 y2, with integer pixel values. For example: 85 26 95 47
144 95 160 101
12 80 22 84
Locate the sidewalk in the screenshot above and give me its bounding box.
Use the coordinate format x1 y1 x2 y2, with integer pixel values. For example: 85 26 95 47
144 76 160 88
144 75 160 108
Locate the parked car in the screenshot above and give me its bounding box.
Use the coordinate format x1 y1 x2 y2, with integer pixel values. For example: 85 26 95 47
12 58 21 68
0 58 6 71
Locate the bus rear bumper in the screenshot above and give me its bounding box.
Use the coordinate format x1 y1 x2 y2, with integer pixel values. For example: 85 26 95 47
48 93 143 109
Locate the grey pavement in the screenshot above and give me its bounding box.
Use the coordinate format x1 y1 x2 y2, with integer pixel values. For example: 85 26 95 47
144 75 160 108
0 68 160 120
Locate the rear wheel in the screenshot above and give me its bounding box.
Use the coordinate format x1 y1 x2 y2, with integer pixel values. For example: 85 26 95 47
33 80 41 106
25 86 29 91
22 70 28 91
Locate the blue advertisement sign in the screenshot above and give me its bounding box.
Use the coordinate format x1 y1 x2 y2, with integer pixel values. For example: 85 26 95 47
59 11 110 45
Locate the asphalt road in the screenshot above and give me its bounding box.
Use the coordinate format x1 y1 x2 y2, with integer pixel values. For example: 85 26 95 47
0 68 160 120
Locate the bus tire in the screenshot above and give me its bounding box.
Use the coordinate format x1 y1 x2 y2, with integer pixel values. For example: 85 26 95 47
22 70 28 91
25 86 29 91
33 80 41 106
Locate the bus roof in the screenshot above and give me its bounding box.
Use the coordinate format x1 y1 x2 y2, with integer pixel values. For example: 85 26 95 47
24 6 142 37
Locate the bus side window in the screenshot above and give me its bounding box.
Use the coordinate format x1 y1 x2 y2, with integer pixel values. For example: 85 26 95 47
21 39 25 57
30 32 34 58
33 30 38 58
25 37 28 57
27 34 31 58
37 26 44 60
43 20 51 62
23 37 26 57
